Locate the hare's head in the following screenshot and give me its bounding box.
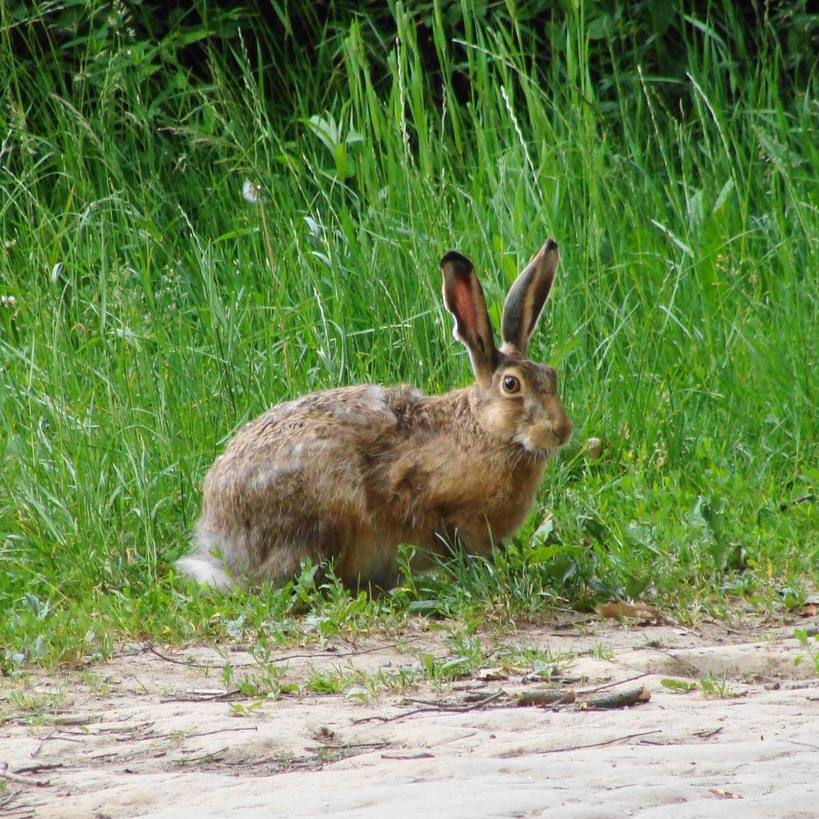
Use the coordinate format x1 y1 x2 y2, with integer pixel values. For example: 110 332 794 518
441 240 572 458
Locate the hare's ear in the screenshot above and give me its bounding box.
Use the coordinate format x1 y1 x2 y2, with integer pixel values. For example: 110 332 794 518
440 251 498 387
501 239 559 356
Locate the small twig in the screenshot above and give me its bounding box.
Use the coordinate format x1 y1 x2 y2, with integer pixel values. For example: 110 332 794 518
779 493 815 511
403 691 507 712
10 763 64 775
187 726 259 739
148 638 420 670
694 727 724 740
159 689 241 703
147 646 214 669
5 714 100 727
247 639 424 664
47 714 101 726
789 739 819 752
536 729 661 754
577 673 652 696
649 648 704 677
778 680 819 691
305 741 390 752
0 762 51 787
31 729 56 758
176 747 228 765
353 690 505 724
96 721 154 735
37 735 83 744
381 750 434 760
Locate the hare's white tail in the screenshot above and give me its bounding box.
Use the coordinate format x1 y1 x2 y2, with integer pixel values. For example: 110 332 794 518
175 555 233 590
175 527 234 590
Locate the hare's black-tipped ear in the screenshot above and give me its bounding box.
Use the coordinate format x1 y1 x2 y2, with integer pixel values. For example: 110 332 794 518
501 239 559 356
440 251 498 387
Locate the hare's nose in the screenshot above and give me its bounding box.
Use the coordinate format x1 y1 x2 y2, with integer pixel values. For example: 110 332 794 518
554 415 573 446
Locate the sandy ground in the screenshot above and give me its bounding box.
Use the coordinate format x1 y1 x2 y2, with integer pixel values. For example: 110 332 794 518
1 614 818 818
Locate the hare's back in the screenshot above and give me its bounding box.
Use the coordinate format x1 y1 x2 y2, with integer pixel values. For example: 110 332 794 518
206 384 421 488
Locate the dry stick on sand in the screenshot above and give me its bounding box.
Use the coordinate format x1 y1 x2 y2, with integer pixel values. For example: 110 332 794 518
147 639 421 670
10 763 65 775
4 713 101 728
576 672 653 696
516 689 577 707
305 741 391 752
537 729 662 755
186 726 260 739
353 690 506 724
0 762 51 788
160 689 242 703
578 685 651 710
517 678 653 709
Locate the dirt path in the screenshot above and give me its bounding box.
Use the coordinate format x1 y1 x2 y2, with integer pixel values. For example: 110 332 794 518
2 617 818 818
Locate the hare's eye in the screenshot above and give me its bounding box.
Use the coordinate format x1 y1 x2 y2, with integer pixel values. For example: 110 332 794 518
502 375 521 394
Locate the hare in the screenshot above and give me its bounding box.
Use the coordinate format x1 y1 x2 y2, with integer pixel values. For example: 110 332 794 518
177 240 572 590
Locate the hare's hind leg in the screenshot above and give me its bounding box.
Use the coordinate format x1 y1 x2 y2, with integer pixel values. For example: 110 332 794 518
256 541 329 587
253 449 383 588
336 538 400 590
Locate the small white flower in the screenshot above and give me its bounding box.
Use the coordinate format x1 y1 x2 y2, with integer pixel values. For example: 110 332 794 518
584 437 603 460
242 179 263 204
0 294 17 309
51 262 63 284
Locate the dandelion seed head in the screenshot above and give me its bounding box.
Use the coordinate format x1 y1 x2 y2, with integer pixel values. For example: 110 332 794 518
583 437 603 460
242 179 262 204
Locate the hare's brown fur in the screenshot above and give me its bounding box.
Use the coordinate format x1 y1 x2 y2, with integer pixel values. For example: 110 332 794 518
179 240 572 590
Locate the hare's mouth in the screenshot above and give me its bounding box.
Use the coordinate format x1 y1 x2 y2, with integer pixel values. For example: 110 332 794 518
513 431 554 458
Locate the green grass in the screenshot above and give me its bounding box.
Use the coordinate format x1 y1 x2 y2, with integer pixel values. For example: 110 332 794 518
1 2 817 667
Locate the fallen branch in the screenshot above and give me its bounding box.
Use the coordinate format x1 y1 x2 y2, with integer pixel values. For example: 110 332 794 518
516 689 576 707
576 673 652 696
0 762 51 787
9 763 64 775
578 685 651 710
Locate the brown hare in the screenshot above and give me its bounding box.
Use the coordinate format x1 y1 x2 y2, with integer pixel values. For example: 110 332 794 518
177 240 572 590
